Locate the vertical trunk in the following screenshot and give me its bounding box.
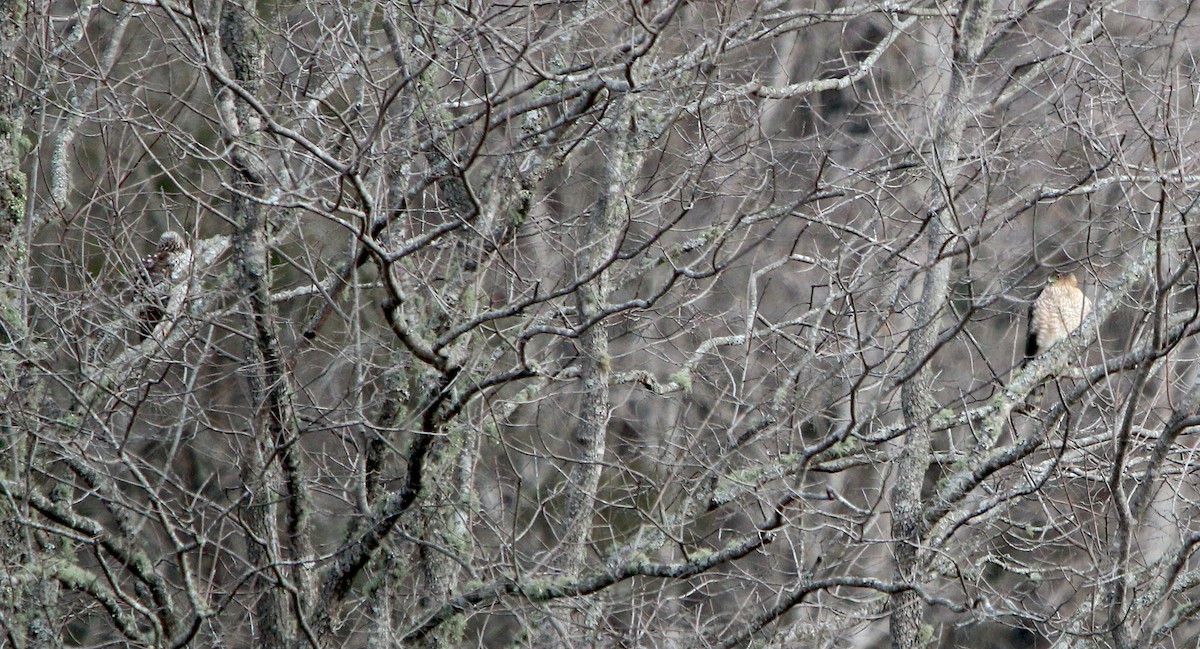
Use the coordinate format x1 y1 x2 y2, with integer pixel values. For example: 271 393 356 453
0 0 27 363
219 1 310 646
531 98 633 648
0 1 59 647
415 421 475 649
561 100 631 575
380 11 494 645
890 1 993 647
0 0 28 373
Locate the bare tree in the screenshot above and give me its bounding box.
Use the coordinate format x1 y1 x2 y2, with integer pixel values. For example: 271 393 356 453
6 1 1200 648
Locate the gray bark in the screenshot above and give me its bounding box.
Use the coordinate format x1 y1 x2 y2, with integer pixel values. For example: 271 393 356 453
0 1 58 646
891 1 994 647
219 0 309 645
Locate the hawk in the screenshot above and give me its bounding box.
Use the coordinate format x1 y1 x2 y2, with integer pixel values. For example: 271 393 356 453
134 231 193 338
1024 271 1091 364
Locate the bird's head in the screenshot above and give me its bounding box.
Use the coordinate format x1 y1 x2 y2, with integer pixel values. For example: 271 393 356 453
1049 271 1079 287
157 231 187 254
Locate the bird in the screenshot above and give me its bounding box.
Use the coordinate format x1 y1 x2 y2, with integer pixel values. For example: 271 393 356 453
134 231 193 338
1024 271 1091 364
1017 271 1092 413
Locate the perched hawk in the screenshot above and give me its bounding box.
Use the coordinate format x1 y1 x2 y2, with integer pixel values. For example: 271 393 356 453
1024 271 1091 363
134 231 193 338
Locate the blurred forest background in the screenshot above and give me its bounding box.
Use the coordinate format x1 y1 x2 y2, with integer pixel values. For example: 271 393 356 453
3 0 1200 647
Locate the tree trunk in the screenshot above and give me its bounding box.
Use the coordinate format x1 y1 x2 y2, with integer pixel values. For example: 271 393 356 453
890 1 994 647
